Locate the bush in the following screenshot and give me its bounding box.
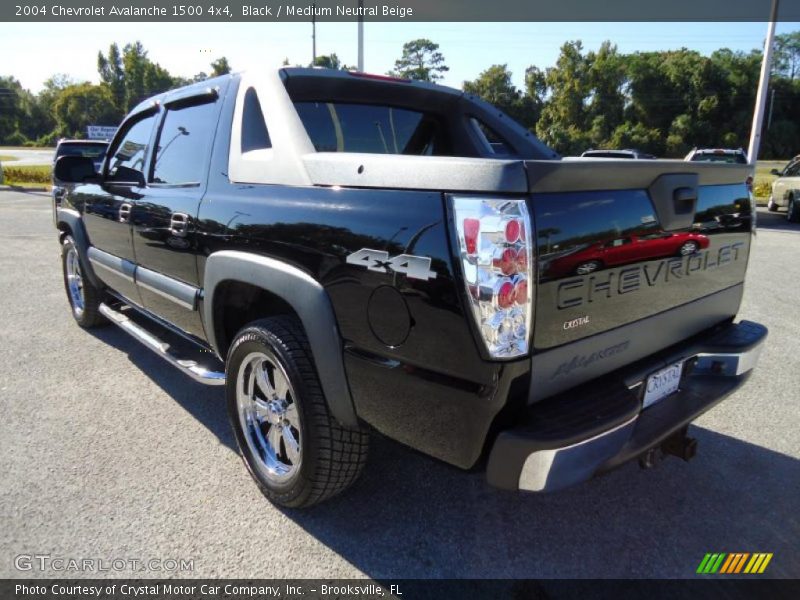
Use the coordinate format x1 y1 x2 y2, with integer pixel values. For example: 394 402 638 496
4 130 29 146
35 131 60 147
752 181 772 199
2 165 52 184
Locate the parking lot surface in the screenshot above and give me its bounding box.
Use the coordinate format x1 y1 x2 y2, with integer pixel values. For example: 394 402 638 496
0 190 798 579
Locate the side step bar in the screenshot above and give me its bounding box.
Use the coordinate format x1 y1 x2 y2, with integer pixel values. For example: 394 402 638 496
99 303 226 386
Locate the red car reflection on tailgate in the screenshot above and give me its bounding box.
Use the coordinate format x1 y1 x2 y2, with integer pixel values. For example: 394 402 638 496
546 232 710 277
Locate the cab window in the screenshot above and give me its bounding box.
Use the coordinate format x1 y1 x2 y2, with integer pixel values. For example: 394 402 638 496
151 98 218 185
107 113 157 182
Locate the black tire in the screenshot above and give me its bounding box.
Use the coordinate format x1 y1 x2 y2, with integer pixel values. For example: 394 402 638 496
61 236 107 328
787 196 800 223
226 316 368 508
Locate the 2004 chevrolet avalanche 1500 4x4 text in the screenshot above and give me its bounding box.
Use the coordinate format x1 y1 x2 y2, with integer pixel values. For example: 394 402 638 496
53 68 767 507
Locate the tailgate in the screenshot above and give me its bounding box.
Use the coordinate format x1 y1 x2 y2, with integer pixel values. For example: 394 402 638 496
525 160 753 350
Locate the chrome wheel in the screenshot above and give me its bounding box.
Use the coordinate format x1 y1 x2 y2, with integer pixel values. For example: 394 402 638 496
236 351 302 482
576 261 600 275
679 242 698 256
65 247 85 317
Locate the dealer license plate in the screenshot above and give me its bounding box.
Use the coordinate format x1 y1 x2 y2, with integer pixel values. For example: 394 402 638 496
642 361 684 409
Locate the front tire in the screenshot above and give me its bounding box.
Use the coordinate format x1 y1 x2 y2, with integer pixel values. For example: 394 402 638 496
226 316 368 508
61 236 106 328
787 196 800 223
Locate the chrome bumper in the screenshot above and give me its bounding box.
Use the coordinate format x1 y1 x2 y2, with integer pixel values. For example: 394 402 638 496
486 320 768 493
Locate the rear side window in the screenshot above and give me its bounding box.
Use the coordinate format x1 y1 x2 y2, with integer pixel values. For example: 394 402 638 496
241 87 271 152
469 117 516 157
151 99 218 185
294 101 445 155
107 114 157 180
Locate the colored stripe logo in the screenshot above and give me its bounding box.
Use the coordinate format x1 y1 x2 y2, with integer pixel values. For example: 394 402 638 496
697 553 773 574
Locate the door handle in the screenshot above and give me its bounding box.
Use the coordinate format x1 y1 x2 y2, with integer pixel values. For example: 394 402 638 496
118 203 132 223
170 212 190 237
673 187 697 215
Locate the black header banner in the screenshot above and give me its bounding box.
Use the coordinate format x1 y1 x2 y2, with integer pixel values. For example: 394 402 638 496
3 0 800 22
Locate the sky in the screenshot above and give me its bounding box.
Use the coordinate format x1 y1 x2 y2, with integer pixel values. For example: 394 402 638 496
1 21 799 93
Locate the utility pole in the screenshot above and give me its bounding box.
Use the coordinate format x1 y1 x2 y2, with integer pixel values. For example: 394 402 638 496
747 0 779 163
357 0 364 71
312 2 317 64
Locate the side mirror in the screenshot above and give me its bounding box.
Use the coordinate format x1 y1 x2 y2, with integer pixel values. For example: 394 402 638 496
770 169 782 176
54 155 98 184
107 166 146 187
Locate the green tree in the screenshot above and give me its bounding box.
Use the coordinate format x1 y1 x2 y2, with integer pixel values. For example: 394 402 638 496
97 43 126 118
210 56 232 76
312 54 339 69
708 49 761 150
463 64 541 130
585 42 626 145
393 39 449 82
23 74 74 143
535 41 592 154
52 83 118 139
0 76 36 144
143 61 174 96
464 65 520 112
774 31 800 80
96 41 177 112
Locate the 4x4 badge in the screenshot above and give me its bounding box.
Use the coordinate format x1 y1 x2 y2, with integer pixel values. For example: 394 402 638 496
346 249 437 281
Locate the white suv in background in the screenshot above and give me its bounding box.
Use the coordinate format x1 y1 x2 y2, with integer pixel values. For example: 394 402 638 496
767 159 800 222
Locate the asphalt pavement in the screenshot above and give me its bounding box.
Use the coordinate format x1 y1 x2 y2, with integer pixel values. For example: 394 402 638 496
0 190 797 579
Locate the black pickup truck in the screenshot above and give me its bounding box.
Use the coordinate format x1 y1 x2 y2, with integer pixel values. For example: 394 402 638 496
53 68 766 508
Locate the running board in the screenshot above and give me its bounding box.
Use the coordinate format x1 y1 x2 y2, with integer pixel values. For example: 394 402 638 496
99 303 226 386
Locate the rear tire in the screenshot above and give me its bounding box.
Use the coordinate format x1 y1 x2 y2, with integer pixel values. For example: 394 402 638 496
61 236 107 328
226 316 368 508
787 196 800 223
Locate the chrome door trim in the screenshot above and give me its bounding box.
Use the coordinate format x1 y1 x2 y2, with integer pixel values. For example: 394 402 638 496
135 265 199 311
87 246 135 283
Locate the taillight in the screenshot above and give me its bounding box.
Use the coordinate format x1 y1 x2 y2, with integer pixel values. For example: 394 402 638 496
745 175 753 193
451 196 533 359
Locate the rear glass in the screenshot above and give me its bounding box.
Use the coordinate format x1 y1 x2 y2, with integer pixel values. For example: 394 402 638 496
294 102 445 155
690 153 747 164
583 151 635 159
56 143 107 159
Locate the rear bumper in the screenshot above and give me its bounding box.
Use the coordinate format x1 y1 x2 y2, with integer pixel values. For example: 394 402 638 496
486 320 767 492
